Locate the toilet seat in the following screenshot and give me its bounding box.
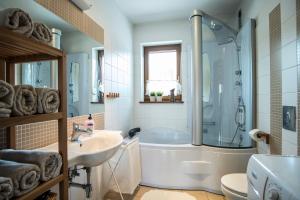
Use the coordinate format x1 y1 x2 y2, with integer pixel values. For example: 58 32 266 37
221 173 247 200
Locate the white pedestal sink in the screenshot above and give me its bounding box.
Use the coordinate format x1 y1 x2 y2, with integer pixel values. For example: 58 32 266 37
41 130 123 167
41 130 124 199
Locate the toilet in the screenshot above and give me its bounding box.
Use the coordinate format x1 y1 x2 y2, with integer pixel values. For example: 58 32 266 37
221 173 247 200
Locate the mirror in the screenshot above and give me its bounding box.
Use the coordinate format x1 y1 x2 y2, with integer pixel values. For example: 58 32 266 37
91 48 104 104
0 0 105 117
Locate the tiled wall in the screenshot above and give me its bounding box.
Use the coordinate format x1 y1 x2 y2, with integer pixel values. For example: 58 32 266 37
37 0 135 135
83 1 134 199
297 1 300 156
36 0 104 44
86 0 134 135
133 19 190 133
240 0 299 155
0 113 104 150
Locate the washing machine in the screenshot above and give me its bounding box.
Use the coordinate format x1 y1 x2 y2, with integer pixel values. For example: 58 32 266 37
247 154 300 200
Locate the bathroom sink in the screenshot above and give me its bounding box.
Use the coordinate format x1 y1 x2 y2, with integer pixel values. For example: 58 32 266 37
41 130 123 167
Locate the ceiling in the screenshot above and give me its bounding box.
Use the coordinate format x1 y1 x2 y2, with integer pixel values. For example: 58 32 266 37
114 0 242 24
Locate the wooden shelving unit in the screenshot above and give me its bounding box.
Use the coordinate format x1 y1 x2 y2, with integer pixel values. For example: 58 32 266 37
0 112 63 128
0 28 68 200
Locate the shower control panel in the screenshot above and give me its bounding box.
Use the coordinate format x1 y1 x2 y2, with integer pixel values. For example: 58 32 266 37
283 106 296 131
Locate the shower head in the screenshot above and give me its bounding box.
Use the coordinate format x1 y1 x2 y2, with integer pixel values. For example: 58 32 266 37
218 36 241 51
209 20 222 31
218 36 235 45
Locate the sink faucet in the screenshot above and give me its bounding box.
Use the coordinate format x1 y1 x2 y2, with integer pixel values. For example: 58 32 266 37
71 123 93 142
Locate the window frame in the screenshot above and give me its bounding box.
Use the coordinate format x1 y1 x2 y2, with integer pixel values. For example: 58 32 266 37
143 44 182 99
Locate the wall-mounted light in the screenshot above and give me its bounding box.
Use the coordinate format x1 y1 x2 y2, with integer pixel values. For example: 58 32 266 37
70 0 92 11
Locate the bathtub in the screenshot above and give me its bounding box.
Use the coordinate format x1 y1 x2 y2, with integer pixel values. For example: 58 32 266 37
138 128 256 193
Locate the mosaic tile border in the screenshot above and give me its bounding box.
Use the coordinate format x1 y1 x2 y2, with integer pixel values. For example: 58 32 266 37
0 113 104 150
269 4 282 154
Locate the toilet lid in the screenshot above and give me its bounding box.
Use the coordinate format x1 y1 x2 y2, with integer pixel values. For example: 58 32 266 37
221 173 247 197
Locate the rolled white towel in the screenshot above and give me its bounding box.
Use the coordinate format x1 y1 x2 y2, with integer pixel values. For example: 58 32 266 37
0 177 13 200
0 149 62 181
0 8 34 37
0 160 40 197
31 23 52 43
0 80 14 109
36 88 60 114
12 85 37 116
0 108 11 118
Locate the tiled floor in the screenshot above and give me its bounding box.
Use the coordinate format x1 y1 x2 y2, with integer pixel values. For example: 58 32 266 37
104 186 225 200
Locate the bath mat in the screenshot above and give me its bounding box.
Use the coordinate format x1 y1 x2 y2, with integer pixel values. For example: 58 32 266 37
141 190 196 200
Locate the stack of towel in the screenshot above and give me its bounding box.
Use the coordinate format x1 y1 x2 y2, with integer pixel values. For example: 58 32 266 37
0 177 13 200
0 81 60 117
0 80 14 118
0 149 62 198
0 8 52 43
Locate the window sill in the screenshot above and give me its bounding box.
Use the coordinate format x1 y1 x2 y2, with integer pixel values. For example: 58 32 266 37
90 102 104 104
139 101 184 104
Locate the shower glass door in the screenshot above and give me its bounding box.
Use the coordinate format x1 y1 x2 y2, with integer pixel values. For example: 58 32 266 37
201 15 254 148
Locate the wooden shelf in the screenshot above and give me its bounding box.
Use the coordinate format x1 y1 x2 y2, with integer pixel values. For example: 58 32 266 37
0 28 68 199
15 175 64 200
0 112 63 128
0 28 63 61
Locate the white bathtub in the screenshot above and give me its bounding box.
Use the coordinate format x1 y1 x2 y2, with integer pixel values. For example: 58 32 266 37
139 128 256 193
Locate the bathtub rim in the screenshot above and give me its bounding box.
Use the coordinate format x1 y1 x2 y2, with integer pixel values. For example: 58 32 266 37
139 142 257 153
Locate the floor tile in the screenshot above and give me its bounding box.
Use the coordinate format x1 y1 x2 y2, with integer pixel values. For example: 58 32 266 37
104 186 225 200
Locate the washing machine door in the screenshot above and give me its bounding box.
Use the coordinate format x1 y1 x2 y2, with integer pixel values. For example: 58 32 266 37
248 179 261 200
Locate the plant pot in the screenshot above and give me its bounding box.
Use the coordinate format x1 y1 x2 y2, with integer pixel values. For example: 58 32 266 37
150 96 156 102
156 96 163 102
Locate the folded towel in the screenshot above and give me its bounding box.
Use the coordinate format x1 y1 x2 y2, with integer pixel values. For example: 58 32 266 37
0 160 40 197
12 85 37 116
0 108 11 118
31 23 52 43
0 150 62 182
0 80 14 109
36 88 60 114
0 177 13 200
0 8 34 37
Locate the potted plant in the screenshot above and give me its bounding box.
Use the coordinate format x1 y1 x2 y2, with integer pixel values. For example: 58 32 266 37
149 92 156 102
156 91 163 102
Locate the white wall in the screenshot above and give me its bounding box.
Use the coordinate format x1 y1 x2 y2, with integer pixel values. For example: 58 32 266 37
65 1 134 199
133 19 191 133
239 0 298 155
86 0 134 133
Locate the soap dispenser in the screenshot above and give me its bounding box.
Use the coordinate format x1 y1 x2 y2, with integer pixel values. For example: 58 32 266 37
85 114 95 131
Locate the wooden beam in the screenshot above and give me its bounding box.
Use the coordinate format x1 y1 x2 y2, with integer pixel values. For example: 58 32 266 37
0 28 63 58
0 59 5 81
0 113 63 128
6 54 59 64
16 175 64 200
5 62 15 84
5 62 16 149
57 54 68 200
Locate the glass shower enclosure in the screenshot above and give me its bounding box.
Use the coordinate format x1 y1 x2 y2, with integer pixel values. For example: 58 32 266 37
190 10 255 148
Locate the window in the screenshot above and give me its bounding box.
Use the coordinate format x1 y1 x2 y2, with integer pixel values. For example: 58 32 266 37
144 44 181 100
91 48 104 103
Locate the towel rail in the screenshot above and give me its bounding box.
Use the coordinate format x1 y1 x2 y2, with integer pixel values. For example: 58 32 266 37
257 132 270 144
